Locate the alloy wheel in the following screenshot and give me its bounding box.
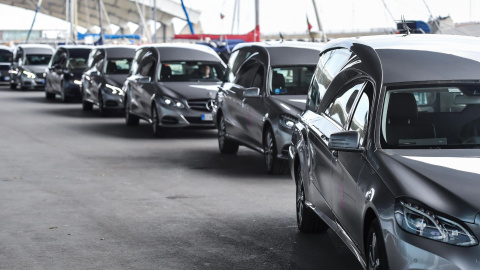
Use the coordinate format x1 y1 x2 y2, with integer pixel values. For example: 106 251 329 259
152 107 159 136
264 130 274 171
368 232 380 270
218 116 226 149
296 173 305 226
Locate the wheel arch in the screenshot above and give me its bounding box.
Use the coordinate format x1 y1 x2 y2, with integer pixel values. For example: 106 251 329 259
363 207 378 253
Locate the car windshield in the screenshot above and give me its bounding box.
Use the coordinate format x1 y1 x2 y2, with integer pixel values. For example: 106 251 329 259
0 50 12 62
24 54 51 65
158 61 224 82
381 84 480 149
270 66 316 95
105 58 132 75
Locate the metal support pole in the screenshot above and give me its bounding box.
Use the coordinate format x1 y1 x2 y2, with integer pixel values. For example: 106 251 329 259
180 0 194 34
311 0 327 42
26 0 43 43
97 0 104 45
66 0 70 44
152 0 157 43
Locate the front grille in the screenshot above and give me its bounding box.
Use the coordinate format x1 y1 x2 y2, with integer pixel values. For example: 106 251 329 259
187 99 215 112
185 116 213 124
0 65 8 70
105 101 118 107
36 73 44 78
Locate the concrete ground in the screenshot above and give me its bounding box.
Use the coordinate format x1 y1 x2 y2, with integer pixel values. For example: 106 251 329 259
0 84 362 270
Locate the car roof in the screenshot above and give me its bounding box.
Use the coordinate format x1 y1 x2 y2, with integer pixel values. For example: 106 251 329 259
57 45 93 51
16 44 55 55
325 34 480 84
98 46 136 59
137 43 223 63
233 41 324 66
0 45 13 52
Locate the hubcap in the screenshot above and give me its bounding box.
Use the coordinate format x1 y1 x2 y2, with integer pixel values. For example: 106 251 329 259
218 117 226 149
368 232 380 270
264 131 274 170
152 108 158 134
296 171 304 225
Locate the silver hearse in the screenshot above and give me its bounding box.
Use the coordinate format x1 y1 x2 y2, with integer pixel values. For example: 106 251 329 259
9 44 54 90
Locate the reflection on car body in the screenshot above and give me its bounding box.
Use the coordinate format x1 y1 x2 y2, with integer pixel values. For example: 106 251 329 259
9 44 54 90
81 46 135 116
45 45 91 102
213 42 323 174
123 44 225 137
0 45 13 83
289 34 480 269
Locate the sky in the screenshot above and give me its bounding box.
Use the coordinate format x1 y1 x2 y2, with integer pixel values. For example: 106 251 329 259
0 0 479 36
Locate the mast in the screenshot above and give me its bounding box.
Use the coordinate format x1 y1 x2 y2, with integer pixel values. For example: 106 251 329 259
254 0 260 41
311 0 326 42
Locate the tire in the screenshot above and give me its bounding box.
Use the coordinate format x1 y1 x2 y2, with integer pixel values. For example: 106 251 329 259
151 105 163 137
367 219 389 270
45 91 55 100
218 114 239 154
125 94 139 126
263 127 289 174
82 98 93 111
60 81 69 103
98 92 107 117
10 82 16 90
296 165 328 233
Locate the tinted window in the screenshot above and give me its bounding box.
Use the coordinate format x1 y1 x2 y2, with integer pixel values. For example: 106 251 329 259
381 85 480 149
0 50 12 62
349 84 372 145
158 61 224 82
105 58 132 74
325 82 363 127
235 62 259 88
307 49 352 111
271 66 315 95
24 54 51 65
251 66 264 89
139 59 156 77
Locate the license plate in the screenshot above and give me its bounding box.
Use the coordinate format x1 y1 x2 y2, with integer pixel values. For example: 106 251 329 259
201 114 213 121
5 76 10 81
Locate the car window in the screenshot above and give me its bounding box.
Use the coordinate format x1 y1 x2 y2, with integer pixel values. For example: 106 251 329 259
306 48 352 112
105 58 132 75
139 59 156 78
158 61 224 82
0 50 12 62
235 62 259 88
349 84 372 145
251 66 264 90
270 66 315 95
24 54 51 65
325 82 363 127
381 84 480 149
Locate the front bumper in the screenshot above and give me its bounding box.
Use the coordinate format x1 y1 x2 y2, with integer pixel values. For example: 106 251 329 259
63 80 82 98
21 77 46 89
275 124 295 160
102 92 124 110
155 104 215 129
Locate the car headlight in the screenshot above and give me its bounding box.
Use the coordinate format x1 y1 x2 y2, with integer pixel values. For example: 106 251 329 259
73 80 82 85
161 96 184 108
395 199 478 246
22 70 36 79
279 114 297 129
105 84 124 96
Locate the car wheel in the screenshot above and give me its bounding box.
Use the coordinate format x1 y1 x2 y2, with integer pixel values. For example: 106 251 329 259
263 127 288 174
45 91 55 100
98 92 106 117
125 94 139 126
151 105 163 137
296 165 328 233
82 98 93 111
218 114 239 154
10 81 17 90
367 219 388 270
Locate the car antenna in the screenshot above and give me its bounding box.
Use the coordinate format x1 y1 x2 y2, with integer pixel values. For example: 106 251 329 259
401 15 411 36
279 32 284 42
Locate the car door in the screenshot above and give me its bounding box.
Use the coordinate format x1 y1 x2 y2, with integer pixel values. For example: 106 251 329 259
309 82 362 222
334 82 373 247
90 50 106 104
50 49 67 93
130 52 157 120
242 63 267 148
223 59 260 141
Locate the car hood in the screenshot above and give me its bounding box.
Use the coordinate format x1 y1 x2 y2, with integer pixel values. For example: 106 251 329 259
24 65 47 73
375 149 480 223
270 95 307 112
104 74 128 88
157 81 220 100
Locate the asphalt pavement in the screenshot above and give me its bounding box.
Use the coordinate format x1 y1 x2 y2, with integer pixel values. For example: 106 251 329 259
0 84 362 270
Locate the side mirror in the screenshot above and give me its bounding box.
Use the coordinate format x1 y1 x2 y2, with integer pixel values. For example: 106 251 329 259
328 131 363 152
137 76 151 84
243 87 261 98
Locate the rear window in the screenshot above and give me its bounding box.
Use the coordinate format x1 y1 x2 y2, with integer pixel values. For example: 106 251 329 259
381 84 480 149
